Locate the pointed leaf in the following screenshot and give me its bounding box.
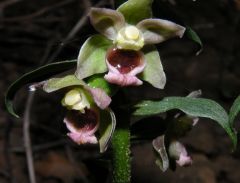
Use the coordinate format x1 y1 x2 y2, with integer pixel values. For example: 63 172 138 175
89 8 125 40
99 108 116 153
137 19 185 45
41 75 85 93
75 35 112 79
135 97 237 149
117 0 153 24
5 60 77 118
140 46 166 89
229 95 240 127
152 135 169 172
185 26 203 55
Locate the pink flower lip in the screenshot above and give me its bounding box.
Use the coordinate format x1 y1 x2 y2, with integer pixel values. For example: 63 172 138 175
63 109 99 145
104 47 146 86
176 153 192 167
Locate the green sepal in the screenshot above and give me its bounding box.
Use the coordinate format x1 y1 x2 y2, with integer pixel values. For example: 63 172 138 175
140 45 166 89
89 8 125 40
75 35 112 80
42 75 85 93
117 0 153 24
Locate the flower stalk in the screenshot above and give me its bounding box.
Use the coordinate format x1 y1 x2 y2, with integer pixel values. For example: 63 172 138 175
112 121 131 183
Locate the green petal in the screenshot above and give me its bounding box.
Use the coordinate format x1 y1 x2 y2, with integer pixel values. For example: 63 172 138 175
117 0 153 24
137 19 185 45
89 8 125 40
140 46 166 89
75 35 112 79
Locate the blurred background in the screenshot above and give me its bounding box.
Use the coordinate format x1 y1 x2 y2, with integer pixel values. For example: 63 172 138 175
1 0 240 182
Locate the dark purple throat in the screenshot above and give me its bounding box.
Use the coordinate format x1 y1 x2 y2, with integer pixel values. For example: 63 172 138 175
107 48 142 74
66 109 98 131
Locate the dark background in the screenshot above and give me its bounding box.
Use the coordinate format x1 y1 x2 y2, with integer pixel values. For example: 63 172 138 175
1 0 240 183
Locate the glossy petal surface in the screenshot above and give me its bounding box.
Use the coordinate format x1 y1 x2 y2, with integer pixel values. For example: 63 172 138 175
64 109 99 144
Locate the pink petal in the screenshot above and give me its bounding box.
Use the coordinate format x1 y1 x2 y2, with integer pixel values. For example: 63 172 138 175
89 8 125 40
104 48 146 86
68 132 98 144
104 72 143 86
85 87 111 109
176 153 192 167
137 18 186 45
168 140 192 167
64 109 99 136
106 48 145 75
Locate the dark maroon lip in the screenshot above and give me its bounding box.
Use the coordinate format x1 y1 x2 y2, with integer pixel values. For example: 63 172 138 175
106 48 143 74
65 109 99 132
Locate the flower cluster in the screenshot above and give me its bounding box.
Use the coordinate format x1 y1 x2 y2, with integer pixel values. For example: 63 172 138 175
27 0 190 170
63 2 187 166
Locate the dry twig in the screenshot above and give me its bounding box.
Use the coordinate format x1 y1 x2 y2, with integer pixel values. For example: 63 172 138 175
0 0 74 22
20 1 110 183
47 0 108 62
23 91 36 183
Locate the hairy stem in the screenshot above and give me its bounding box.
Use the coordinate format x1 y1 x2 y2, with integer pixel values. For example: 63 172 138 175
112 124 130 183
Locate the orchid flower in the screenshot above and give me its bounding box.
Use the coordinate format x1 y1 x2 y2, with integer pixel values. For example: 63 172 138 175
76 2 185 88
30 75 112 146
168 141 192 167
62 88 101 144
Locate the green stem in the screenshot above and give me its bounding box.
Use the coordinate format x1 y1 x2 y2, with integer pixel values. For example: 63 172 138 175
112 124 130 183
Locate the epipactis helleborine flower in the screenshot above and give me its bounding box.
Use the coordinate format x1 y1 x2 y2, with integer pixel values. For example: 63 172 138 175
168 140 192 167
31 75 112 146
62 87 109 145
86 7 185 87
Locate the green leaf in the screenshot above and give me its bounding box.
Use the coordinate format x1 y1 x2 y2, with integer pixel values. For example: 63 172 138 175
152 135 169 172
5 60 77 118
134 97 237 149
117 0 153 24
75 35 112 80
99 108 116 153
86 74 118 96
41 75 85 93
229 95 240 127
185 26 203 55
140 46 166 89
